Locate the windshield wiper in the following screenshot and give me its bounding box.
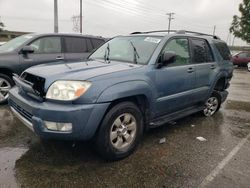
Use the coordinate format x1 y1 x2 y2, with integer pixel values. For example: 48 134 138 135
104 43 110 64
130 41 140 64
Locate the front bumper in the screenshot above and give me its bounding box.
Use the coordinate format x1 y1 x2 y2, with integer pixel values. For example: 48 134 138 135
9 87 110 140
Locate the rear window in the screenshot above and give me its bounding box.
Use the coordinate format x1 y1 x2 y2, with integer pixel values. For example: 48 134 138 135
214 42 231 60
64 37 88 53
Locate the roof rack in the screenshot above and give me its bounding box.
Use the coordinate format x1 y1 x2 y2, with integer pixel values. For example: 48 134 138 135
130 30 220 39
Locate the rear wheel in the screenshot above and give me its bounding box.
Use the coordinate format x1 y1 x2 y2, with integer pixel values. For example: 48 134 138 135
202 92 221 117
95 101 143 160
0 74 14 104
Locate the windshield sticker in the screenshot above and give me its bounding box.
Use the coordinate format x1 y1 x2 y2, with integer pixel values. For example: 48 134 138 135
24 35 33 39
144 37 161 44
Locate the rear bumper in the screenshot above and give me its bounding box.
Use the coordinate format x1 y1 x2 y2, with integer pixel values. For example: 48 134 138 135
8 87 110 140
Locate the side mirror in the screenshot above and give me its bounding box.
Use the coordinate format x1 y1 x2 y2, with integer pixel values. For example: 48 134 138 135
20 46 35 54
162 51 176 64
157 51 176 68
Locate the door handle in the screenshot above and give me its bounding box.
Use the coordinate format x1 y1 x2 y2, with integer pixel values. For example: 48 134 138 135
210 65 216 69
56 56 64 60
187 67 194 73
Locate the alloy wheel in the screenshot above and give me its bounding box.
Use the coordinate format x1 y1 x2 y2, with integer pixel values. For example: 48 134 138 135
110 113 137 150
0 78 11 102
203 97 219 117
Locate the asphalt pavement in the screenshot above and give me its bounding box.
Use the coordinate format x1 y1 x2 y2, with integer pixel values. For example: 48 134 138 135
0 69 249 188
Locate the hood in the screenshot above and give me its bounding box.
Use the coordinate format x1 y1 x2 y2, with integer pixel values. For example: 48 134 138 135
24 60 142 87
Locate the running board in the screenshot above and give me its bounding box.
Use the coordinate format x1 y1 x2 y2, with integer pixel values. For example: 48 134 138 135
149 105 203 128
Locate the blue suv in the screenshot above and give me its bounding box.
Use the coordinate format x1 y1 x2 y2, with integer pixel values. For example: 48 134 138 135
8 30 233 160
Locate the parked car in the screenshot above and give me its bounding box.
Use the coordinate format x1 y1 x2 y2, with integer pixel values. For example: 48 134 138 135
232 51 250 67
9 30 233 160
0 33 105 104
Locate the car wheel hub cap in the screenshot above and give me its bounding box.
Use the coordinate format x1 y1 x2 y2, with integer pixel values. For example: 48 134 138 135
204 97 218 116
0 78 11 102
110 113 137 150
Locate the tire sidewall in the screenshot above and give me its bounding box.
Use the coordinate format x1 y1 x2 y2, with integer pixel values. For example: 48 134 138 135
96 102 143 160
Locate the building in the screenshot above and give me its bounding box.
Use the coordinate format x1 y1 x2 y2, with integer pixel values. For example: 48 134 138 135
0 30 30 42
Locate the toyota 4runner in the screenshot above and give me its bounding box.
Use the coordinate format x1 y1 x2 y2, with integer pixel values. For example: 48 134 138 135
8 30 234 160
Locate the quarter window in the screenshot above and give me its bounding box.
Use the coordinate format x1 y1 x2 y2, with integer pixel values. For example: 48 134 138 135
191 38 214 63
162 38 190 66
65 37 88 53
29 37 61 53
214 42 231 60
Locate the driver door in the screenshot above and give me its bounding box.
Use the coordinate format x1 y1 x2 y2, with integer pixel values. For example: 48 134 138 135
155 37 196 116
19 36 64 73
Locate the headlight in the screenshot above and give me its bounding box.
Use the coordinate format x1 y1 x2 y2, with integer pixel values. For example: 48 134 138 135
46 81 91 101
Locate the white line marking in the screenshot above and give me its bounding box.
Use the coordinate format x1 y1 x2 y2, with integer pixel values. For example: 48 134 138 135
198 133 250 188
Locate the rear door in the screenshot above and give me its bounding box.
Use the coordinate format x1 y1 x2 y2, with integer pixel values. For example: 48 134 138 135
19 36 64 72
190 38 217 103
63 36 93 62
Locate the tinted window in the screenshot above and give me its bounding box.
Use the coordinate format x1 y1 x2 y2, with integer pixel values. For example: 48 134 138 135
238 52 247 58
65 37 87 53
191 38 213 63
91 39 104 48
29 37 61 53
214 42 231 60
86 38 94 52
162 38 190 66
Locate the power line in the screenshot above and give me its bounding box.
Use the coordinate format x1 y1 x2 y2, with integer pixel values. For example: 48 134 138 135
166 12 175 33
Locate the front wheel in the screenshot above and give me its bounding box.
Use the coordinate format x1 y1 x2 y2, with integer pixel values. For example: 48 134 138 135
0 74 14 104
94 102 143 160
202 92 221 117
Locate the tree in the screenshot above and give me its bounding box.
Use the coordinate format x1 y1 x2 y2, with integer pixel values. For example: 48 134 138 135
230 0 250 44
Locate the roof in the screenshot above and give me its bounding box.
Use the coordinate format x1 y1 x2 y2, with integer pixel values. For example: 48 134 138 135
23 33 105 39
129 30 222 40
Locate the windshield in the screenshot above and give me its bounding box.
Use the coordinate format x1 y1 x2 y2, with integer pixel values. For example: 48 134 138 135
0 34 34 53
89 36 162 65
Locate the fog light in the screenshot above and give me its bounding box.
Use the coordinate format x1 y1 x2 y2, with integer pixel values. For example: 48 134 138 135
44 121 72 132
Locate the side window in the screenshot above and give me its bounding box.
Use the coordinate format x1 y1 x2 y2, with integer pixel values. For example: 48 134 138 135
65 37 88 53
86 38 94 52
29 37 61 53
162 38 190 66
247 52 250 58
91 39 104 49
191 38 213 63
238 52 247 58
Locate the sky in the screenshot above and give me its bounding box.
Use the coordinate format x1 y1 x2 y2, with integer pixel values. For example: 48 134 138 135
0 0 248 46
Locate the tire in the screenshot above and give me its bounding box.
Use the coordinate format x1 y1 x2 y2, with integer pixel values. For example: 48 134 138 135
94 101 143 160
0 73 14 105
202 91 221 117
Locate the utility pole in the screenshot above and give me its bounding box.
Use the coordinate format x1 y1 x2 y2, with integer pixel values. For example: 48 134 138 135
213 25 216 36
54 0 59 33
80 0 82 34
166 12 174 34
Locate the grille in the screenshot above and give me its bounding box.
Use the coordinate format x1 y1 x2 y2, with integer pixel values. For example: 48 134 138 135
9 100 33 123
